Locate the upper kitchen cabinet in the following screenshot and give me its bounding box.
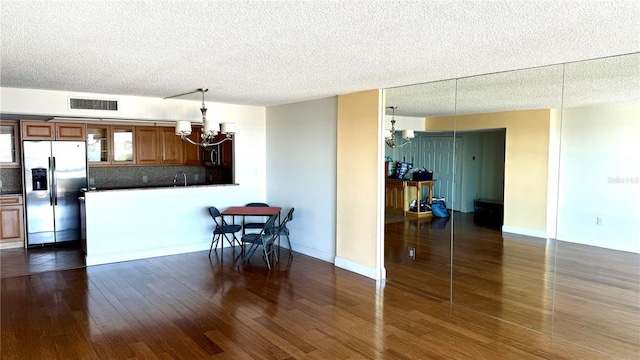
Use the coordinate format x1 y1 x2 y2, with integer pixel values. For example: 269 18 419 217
160 127 184 165
0 121 20 167
87 125 135 166
219 135 233 169
21 121 86 141
183 126 202 166
112 126 135 165
135 127 161 165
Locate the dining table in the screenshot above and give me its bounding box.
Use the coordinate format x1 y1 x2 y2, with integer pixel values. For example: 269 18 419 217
221 206 282 223
221 206 282 235
222 205 283 263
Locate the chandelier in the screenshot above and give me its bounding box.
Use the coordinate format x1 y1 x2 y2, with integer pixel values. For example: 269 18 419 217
171 88 235 147
384 106 414 148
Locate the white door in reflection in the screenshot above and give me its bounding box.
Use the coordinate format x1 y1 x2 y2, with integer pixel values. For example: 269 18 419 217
422 136 462 211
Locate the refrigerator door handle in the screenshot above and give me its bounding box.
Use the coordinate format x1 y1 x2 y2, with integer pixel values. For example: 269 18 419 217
51 156 58 206
48 157 54 206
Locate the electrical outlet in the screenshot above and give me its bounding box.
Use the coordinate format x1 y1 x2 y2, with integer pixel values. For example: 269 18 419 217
89 177 95 186
194 174 199 182
597 216 604 225
408 247 416 260
142 176 148 183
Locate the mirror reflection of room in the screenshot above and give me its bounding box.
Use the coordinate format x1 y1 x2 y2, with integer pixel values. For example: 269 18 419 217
383 53 639 359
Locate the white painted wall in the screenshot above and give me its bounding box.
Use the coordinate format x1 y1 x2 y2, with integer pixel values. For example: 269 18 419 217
0 87 227 122
84 185 266 265
265 97 338 262
557 104 640 253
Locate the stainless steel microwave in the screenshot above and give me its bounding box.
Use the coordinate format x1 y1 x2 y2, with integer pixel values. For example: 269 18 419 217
202 145 221 166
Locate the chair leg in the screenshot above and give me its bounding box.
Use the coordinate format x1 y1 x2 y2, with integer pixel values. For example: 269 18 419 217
243 243 259 264
222 233 237 250
262 243 271 270
271 242 279 264
285 233 293 257
209 233 221 256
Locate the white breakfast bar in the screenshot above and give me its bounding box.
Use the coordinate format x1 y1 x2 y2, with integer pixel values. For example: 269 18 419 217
82 184 252 266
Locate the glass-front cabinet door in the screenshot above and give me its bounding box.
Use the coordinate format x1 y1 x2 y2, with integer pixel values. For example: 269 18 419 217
87 125 135 165
112 127 134 164
87 126 110 164
0 121 20 167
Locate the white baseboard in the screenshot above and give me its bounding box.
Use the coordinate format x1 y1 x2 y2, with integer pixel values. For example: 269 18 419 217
86 242 210 266
501 225 546 239
290 242 335 263
334 256 380 280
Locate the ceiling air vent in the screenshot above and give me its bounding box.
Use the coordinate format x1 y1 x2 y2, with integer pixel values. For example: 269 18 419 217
69 98 118 111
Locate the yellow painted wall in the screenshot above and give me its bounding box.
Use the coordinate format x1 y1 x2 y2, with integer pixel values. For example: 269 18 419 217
426 109 551 233
336 90 380 269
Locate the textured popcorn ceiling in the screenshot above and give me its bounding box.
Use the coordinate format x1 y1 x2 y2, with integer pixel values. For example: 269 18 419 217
1 1 639 110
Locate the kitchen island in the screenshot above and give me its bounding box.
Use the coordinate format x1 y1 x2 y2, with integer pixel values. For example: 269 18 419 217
83 183 260 266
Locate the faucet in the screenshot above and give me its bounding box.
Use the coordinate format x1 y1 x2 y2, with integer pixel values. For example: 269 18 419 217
173 171 187 187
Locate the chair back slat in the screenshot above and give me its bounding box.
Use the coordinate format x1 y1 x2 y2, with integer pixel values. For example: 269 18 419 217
263 214 279 233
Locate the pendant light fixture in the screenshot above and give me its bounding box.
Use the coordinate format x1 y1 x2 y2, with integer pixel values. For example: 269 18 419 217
385 106 414 148
170 88 235 147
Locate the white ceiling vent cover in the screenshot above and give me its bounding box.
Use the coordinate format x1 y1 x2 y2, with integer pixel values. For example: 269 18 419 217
69 98 118 111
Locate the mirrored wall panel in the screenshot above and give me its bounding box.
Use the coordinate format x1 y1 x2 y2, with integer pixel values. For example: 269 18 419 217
383 79 456 301
450 64 564 333
382 53 639 358
553 53 640 358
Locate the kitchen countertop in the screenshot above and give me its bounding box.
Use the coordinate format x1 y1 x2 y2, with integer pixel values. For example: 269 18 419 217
87 183 239 192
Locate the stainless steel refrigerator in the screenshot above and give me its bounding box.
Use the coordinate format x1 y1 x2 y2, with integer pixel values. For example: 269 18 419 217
23 141 87 246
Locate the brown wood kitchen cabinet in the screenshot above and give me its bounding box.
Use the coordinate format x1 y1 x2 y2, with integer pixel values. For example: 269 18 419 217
220 136 233 168
160 127 184 165
135 127 161 165
136 126 187 165
0 195 24 247
183 126 202 165
21 120 86 141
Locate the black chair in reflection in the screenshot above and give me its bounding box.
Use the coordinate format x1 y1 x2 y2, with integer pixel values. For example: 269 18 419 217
208 206 242 256
267 207 295 257
238 214 279 269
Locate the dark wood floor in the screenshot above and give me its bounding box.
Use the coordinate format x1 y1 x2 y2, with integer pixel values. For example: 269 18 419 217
1 243 85 278
1 243 624 359
385 212 640 359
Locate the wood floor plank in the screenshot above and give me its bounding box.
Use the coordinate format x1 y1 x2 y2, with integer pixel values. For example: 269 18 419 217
1 239 633 359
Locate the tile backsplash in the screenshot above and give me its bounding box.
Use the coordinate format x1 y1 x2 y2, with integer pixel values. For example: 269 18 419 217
89 166 207 189
0 166 211 194
0 168 22 194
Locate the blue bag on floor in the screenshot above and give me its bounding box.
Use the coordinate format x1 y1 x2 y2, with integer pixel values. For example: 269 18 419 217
431 199 449 217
